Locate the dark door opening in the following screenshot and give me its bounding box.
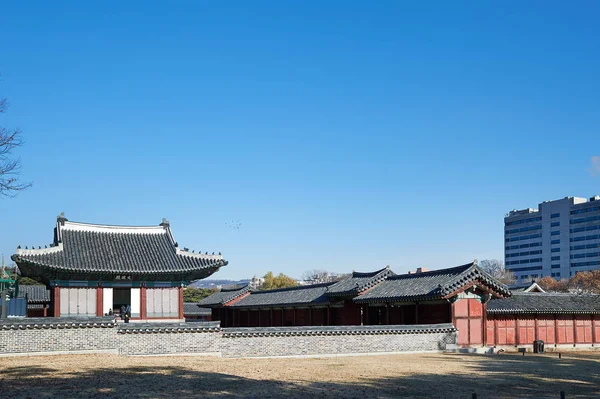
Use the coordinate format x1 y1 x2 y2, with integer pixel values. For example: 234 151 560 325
113 288 131 316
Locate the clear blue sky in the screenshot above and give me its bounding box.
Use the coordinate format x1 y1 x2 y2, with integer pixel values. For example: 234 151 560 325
1 2 599 280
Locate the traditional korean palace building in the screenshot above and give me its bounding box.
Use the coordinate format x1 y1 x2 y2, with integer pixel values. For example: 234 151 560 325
201 262 600 348
11 214 227 320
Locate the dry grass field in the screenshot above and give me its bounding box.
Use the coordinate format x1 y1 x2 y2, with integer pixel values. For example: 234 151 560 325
0 352 599 399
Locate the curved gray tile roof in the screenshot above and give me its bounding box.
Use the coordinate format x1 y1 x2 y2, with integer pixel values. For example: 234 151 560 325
354 261 511 303
17 285 50 303
487 292 600 314
198 285 250 307
229 283 335 308
183 303 212 316
326 267 394 297
12 218 227 283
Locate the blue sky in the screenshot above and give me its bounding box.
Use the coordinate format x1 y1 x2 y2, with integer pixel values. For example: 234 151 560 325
0 2 599 280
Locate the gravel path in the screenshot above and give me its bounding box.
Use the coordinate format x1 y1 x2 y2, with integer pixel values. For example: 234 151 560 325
1 352 598 398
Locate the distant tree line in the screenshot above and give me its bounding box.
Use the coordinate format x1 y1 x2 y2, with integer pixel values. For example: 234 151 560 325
538 271 600 294
183 287 218 302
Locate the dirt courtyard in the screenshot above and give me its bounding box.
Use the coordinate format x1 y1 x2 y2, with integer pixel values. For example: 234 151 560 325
0 352 598 399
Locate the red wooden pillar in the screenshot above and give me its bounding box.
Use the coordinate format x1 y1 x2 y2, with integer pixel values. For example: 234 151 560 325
140 286 147 320
573 315 578 345
43 305 48 317
554 315 559 345
493 317 498 346
515 315 520 346
52 286 60 317
178 286 184 319
96 286 104 316
482 302 488 346
592 315 597 344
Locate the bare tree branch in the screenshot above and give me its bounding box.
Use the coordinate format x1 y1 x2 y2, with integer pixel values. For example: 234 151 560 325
479 259 516 285
0 96 32 197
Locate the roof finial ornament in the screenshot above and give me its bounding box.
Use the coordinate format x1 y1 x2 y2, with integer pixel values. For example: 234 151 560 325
57 212 68 225
160 218 170 228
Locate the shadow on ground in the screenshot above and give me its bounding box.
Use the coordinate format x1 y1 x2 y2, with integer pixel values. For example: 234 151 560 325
0 353 598 399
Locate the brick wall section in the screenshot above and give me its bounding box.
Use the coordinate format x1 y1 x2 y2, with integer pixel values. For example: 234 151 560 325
221 327 456 358
0 317 116 355
118 322 221 356
0 319 456 357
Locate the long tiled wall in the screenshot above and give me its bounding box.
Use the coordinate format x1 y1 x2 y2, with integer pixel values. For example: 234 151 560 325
0 318 456 357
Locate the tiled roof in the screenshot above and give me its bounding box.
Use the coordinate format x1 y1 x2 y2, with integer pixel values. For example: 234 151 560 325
12 216 226 283
17 285 50 303
183 302 212 316
326 267 394 297
198 285 250 307
510 282 546 293
229 283 335 308
222 323 456 337
487 292 600 314
354 261 511 303
117 321 220 334
0 316 116 330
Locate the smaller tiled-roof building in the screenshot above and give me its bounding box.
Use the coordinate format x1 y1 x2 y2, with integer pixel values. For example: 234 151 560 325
17 285 51 317
201 261 512 346
485 292 600 348
183 303 212 321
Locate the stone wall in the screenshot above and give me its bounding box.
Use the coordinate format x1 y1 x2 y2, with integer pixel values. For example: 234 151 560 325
118 322 221 356
0 318 457 358
221 324 456 358
0 317 116 355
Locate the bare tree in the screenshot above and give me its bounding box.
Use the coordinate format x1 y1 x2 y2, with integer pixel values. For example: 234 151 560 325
479 259 516 285
1 96 31 197
301 269 349 284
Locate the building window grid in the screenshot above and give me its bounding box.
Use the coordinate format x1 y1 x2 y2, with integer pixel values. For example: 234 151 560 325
570 206 600 215
505 216 542 226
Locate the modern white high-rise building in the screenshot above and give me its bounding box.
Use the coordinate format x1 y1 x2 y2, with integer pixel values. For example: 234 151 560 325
504 195 600 281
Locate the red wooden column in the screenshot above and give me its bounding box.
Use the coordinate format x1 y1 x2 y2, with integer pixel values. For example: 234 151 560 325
482 302 488 346
52 286 60 317
178 286 184 319
554 315 559 345
573 315 578 346
96 286 104 316
592 315 597 344
140 286 147 320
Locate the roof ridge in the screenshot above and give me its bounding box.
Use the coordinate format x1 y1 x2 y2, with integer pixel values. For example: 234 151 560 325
351 266 390 278
253 282 334 294
220 285 249 292
61 221 167 235
512 291 600 297
388 262 476 280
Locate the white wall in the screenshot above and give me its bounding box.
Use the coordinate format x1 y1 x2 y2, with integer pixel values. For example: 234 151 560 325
103 288 113 315
130 288 140 317
59 288 97 316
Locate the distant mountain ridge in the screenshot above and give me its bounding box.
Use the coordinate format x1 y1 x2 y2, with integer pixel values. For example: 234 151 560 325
189 279 250 289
